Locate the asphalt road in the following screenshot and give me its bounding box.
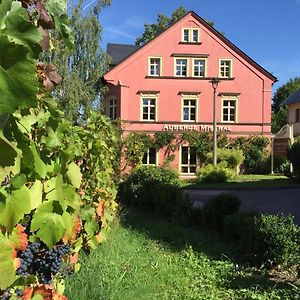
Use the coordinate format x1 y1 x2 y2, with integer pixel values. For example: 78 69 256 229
185 187 300 225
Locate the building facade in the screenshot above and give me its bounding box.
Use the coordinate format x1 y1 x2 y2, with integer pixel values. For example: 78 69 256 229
103 11 277 176
284 88 300 137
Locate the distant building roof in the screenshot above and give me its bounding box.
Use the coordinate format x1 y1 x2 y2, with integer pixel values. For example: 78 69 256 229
107 43 140 66
283 88 300 105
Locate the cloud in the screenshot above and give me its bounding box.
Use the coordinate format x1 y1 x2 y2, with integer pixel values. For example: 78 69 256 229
105 26 136 40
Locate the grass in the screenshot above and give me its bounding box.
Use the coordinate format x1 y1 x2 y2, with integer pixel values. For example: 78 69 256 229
65 209 299 300
181 174 299 190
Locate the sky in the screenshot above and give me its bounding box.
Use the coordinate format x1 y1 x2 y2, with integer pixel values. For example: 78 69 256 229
97 0 300 92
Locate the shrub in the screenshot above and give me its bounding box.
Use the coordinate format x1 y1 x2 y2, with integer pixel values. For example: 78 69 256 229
253 214 300 267
287 141 300 178
201 193 241 230
119 166 192 220
196 163 236 183
206 148 244 173
225 212 300 268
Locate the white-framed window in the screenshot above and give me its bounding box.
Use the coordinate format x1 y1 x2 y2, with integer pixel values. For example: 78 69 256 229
148 57 162 76
181 28 200 43
142 148 157 165
192 58 206 77
181 146 197 174
222 99 237 123
219 59 232 78
141 97 156 121
107 97 117 120
182 99 197 122
183 28 190 42
192 28 200 42
175 58 188 77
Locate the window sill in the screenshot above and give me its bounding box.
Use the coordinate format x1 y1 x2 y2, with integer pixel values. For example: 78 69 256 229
146 76 235 81
179 42 202 45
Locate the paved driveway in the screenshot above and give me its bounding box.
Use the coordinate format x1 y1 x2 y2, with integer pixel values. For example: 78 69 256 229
185 188 300 225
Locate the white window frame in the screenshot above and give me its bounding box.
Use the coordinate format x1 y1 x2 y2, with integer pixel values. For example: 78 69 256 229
181 94 198 122
191 28 200 43
219 59 233 78
192 58 207 77
174 58 188 77
140 93 158 122
148 57 162 76
221 96 238 123
180 145 198 175
181 27 200 43
142 148 158 166
107 97 117 120
182 28 190 42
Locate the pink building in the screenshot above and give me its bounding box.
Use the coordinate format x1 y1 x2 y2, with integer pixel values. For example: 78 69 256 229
103 11 277 176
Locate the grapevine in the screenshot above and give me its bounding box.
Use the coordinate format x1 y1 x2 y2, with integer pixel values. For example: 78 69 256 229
0 0 118 298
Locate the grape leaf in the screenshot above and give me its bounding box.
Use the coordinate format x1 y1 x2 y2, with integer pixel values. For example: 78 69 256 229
30 141 47 178
0 130 18 167
66 162 82 189
31 200 66 248
0 185 31 232
3 0 42 57
0 237 15 289
30 180 43 210
0 36 38 115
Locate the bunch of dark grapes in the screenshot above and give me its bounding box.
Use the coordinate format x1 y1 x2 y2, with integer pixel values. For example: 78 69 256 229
0 288 23 299
0 289 11 300
17 242 70 284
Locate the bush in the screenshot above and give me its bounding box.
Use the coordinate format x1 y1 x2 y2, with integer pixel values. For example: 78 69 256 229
206 148 244 173
225 212 300 268
118 166 192 220
196 163 236 183
201 193 241 230
253 214 300 267
287 141 300 178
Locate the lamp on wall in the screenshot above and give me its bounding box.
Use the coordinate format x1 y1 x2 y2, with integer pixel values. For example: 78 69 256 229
210 78 220 166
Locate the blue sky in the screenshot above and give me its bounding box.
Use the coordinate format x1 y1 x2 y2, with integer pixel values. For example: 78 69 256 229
98 0 300 91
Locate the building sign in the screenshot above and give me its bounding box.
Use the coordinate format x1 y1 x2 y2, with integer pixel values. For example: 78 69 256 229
162 124 231 132
273 138 289 157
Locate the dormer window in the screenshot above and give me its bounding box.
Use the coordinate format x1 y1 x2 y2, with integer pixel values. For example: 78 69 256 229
181 28 200 43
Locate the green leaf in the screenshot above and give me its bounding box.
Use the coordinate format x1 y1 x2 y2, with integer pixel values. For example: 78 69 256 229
31 200 66 248
3 0 41 56
0 185 31 232
66 162 82 189
80 206 94 222
0 237 15 289
0 130 18 167
0 36 38 115
84 220 99 237
30 141 47 178
11 173 26 189
30 180 43 210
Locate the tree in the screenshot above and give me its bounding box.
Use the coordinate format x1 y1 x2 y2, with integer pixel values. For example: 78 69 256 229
272 77 300 112
44 0 111 122
271 77 300 133
135 7 214 46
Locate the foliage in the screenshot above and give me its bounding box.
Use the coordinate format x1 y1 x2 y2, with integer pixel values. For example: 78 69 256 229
135 6 215 46
43 0 111 122
230 136 269 174
123 132 153 167
253 214 300 268
287 141 300 178
200 193 241 230
272 77 300 112
153 132 176 150
0 0 118 298
272 105 288 133
196 163 236 183
206 148 244 173
118 166 190 219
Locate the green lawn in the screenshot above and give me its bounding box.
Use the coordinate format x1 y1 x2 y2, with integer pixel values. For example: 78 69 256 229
182 174 299 190
65 209 299 300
